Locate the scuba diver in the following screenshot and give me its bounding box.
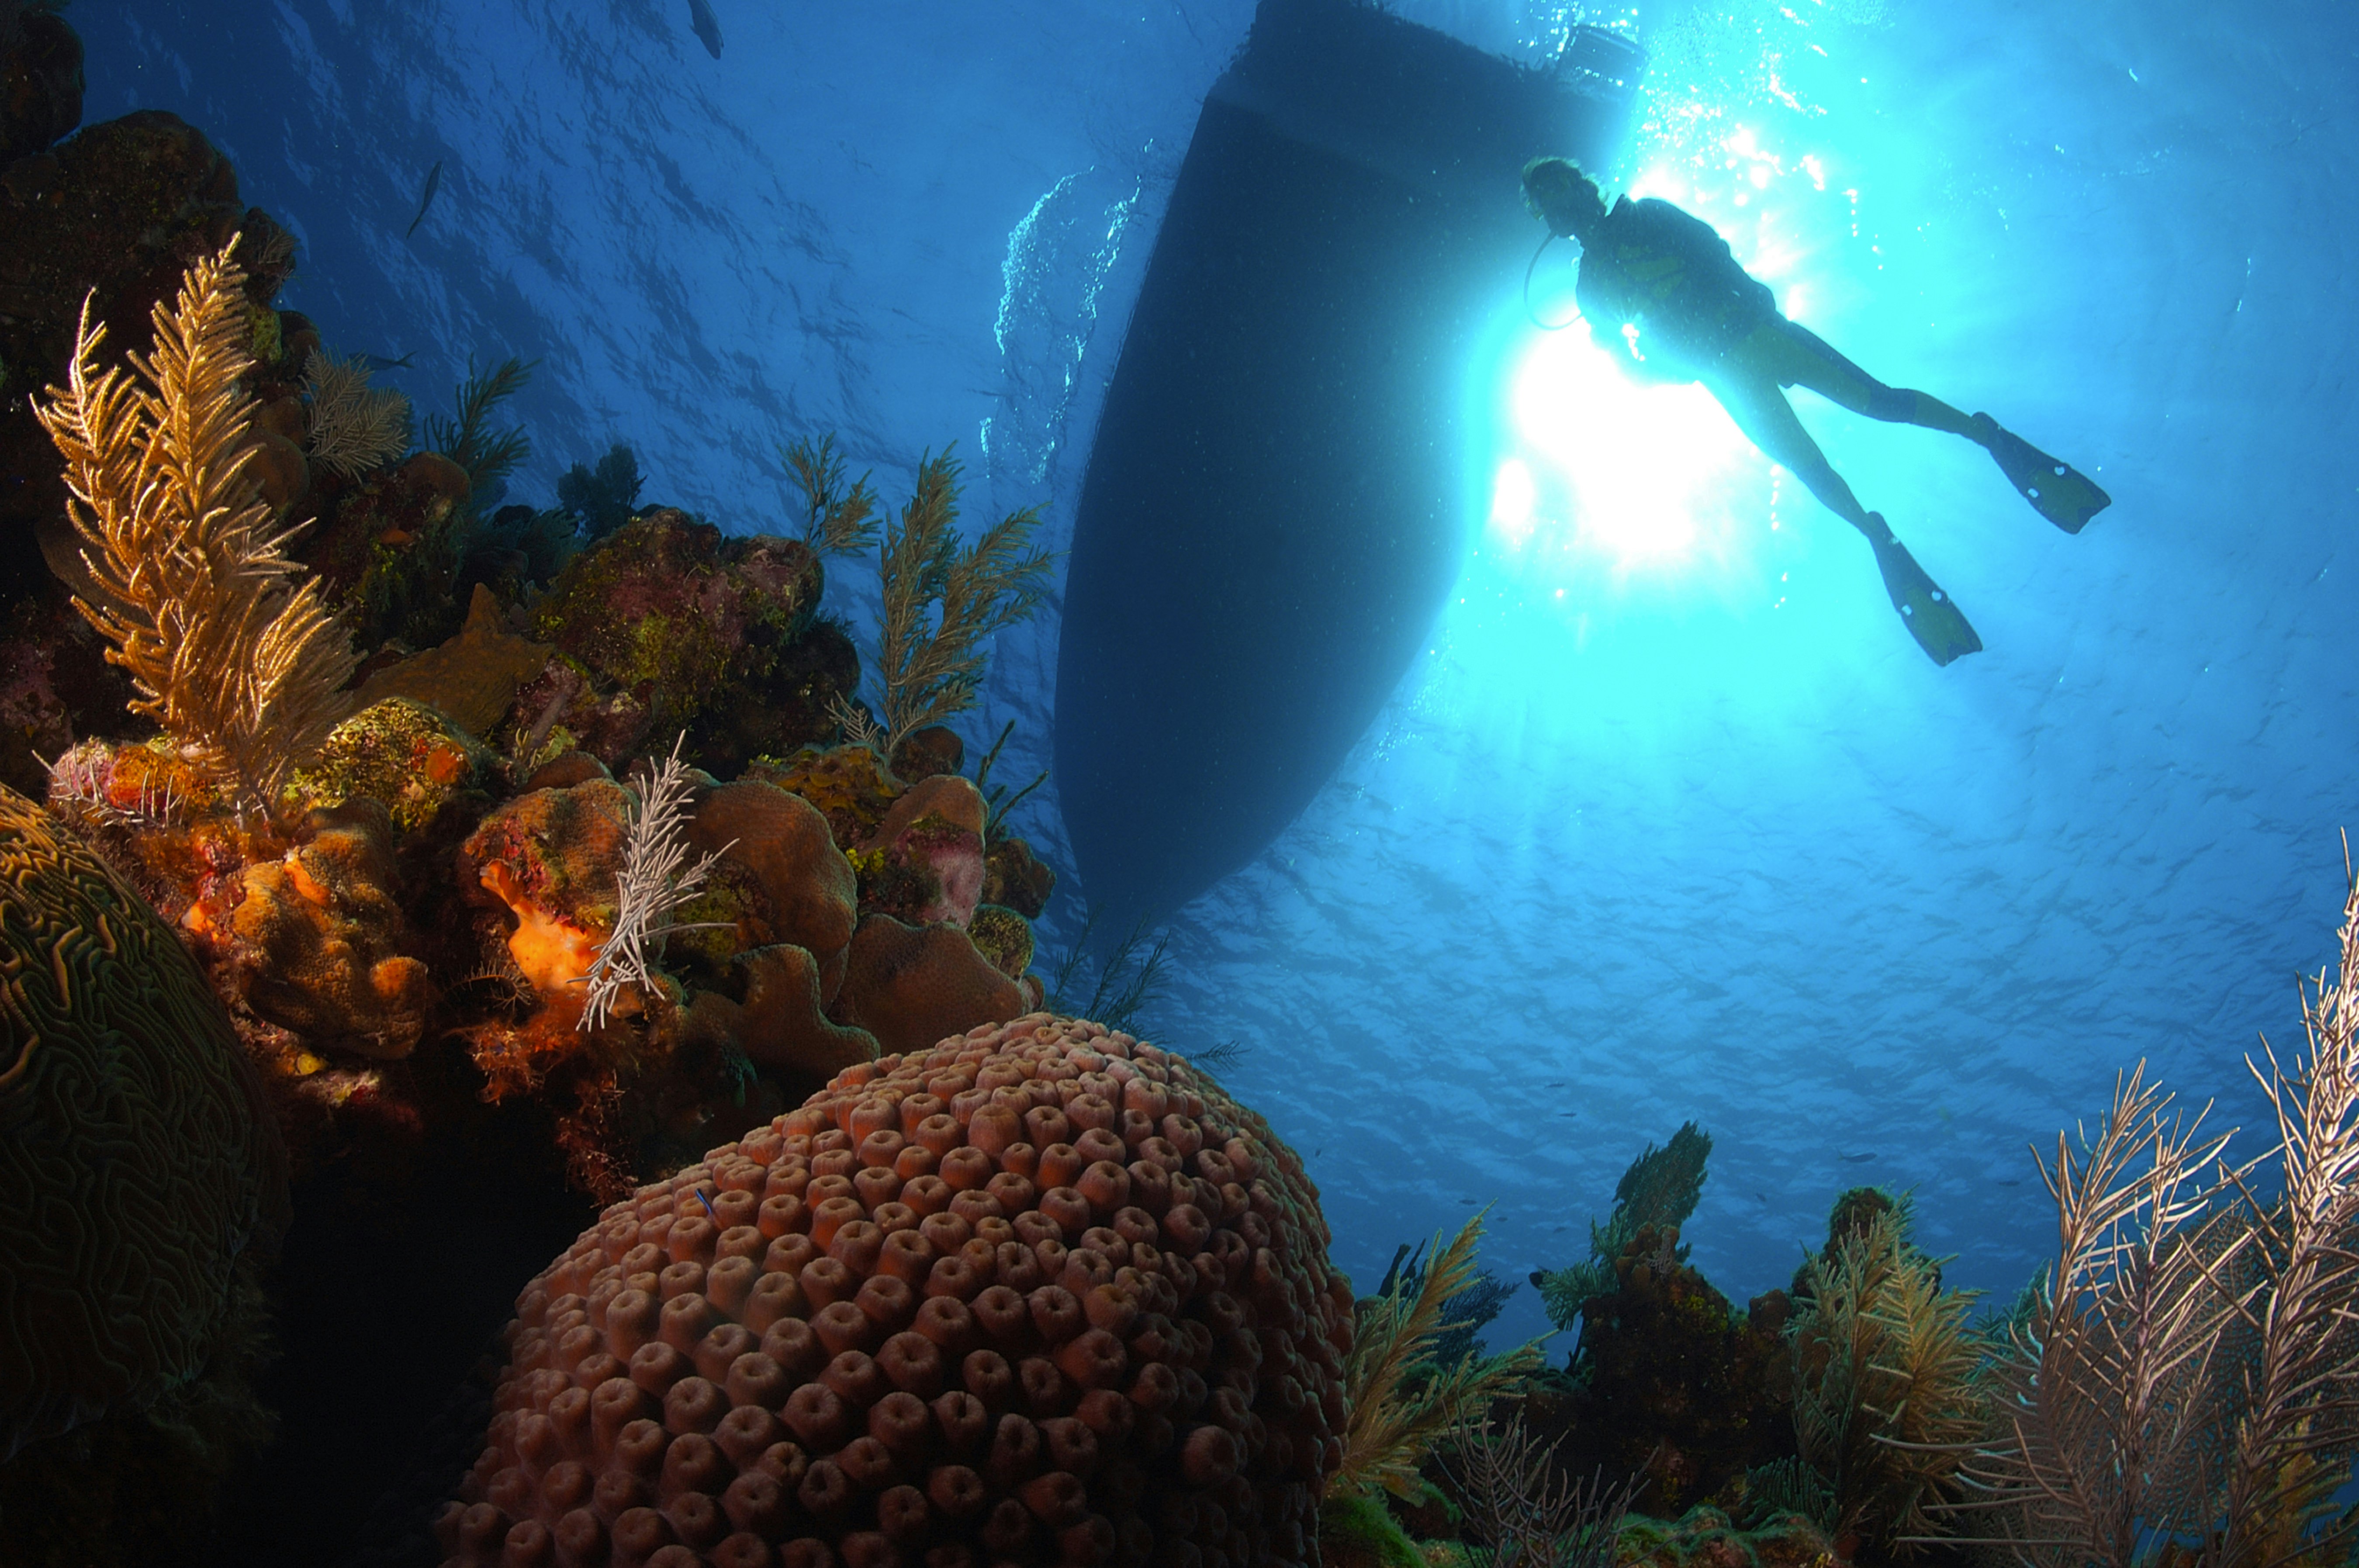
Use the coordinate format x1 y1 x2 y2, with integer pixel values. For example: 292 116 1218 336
1519 156 2109 666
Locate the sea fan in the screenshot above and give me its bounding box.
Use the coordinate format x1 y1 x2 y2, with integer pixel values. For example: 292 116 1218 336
1439 1411 1636 1568
34 241 357 815
865 446 1051 756
576 736 731 1033
557 442 644 541
1939 858 2359 1567
1331 1210 1544 1505
301 348 412 478
783 432 879 556
1789 1203 1986 1556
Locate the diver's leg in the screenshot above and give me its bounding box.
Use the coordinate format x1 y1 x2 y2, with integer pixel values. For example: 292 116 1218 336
1705 369 1882 540
1708 367 1983 666
1772 320 1978 436
1771 319 2110 531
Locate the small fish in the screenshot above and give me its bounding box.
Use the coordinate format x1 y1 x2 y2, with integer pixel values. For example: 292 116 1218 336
356 351 415 373
1839 1151 1878 1164
695 1188 719 1221
405 160 443 238
685 0 722 59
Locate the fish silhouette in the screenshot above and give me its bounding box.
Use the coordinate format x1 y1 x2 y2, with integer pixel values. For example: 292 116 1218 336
686 0 722 59
405 160 442 238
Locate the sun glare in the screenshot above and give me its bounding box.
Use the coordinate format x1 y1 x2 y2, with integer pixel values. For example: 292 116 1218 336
1490 321 1759 574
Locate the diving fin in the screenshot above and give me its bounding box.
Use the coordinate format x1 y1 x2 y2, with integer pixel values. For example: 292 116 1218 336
1971 413 2110 533
1870 521 1982 667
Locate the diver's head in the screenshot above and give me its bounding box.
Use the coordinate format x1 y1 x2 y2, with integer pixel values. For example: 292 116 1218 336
1522 156 1606 242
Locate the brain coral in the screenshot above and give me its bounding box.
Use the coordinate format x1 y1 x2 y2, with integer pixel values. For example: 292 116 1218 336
0 784 281 1459
440 1013 1350 1568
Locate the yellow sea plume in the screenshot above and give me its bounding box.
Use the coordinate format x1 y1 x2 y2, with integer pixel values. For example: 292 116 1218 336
35 242 357 814
1330 1210 1544 1505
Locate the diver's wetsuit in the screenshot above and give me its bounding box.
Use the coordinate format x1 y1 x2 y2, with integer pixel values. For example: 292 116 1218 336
1572 196 1979 534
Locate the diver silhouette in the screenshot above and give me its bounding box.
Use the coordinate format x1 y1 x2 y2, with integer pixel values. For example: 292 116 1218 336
1520 156 2109 666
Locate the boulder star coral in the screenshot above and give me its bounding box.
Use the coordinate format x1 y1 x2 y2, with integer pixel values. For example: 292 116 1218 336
439 1013 1351 1568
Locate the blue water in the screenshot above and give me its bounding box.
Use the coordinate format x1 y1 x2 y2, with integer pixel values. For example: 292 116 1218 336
81 0 2359 1357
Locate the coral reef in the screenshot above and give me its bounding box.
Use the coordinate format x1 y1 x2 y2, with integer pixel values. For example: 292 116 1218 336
753 742 905 850
286 696 493 834
0 111 290 611
984 836 1057 920
1534 1122 1712 1333
227 798 435 1060
1614 1504 1843 1568
40 734 253 918
526 508 849 774
889 723 965 783
1554 1223 1796 1516
437 1014 1352 1568
0 783 284 1458
682 777 863 980
297 449 476 649
0 588 141 796
970 905 1037 981
0 1 82 165
1318 1491 1426 1568
462 773 634 1035
350 583 554 743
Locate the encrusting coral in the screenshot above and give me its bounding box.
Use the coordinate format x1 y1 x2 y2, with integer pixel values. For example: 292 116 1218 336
523 507 851 773
285 695 492 835
226 797 435 1060
437 1014 1352 1568
33 239 356 814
